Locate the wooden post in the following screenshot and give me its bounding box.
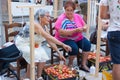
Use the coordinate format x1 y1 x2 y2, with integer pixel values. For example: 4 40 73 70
29 7 35 80
0 0 2 46
8 0 12 24
86 0 91 39
17 5 44 80
53 0 58 18
58 0 63 16
95 3 101 77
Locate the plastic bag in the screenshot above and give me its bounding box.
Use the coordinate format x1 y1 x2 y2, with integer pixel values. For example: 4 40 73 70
102 70 112 80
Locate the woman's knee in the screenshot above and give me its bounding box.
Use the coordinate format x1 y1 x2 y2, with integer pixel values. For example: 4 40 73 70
63 40 79 55
83 42 91 51
68 44 79 55
78 38 91 51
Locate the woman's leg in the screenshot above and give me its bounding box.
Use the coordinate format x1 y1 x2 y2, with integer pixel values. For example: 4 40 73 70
25 64 30 78
82 52 89 70
77 37 91 71
37 62 46 78
25 63 38 79
68 55 76 67
63 40 79 67
107 31 120 80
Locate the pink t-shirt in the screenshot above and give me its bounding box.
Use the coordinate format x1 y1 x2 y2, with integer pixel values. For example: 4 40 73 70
55 13 85 42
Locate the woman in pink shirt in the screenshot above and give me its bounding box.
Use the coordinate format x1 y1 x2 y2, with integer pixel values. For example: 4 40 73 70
55 1 91 72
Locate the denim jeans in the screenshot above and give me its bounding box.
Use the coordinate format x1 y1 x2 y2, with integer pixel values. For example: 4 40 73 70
107 31 120 64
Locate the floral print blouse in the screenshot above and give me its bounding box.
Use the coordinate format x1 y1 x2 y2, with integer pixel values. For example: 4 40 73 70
100 0 120 31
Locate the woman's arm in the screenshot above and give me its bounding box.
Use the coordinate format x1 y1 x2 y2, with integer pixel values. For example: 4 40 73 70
59 24 87 37
34 22 71 52
100 5 110 19
46 40 66 62
82 24 88 32
59 28 79 37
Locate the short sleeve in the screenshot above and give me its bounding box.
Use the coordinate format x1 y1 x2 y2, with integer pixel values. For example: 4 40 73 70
55 13 65 31
79 15 85 26
75 14 85 27
54 18 62 31
100 0 108 6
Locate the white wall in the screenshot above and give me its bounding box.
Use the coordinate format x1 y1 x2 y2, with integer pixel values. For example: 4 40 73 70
11 2 53 17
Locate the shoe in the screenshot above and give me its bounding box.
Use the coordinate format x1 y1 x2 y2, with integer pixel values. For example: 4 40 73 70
37 77 44 80
23 78 30 80
80 67 90 72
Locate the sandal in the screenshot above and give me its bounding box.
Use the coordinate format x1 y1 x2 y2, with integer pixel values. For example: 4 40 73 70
79 67 90 72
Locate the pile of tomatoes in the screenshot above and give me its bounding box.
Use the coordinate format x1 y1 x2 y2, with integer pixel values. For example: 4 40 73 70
44 65 76 79
88 53 111 62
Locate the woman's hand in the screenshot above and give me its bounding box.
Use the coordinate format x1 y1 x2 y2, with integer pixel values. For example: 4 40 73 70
59 54 66 64
75 25 87 32
62 44 72 52
57 50 66 64
83 25 87 32
75 27 83 33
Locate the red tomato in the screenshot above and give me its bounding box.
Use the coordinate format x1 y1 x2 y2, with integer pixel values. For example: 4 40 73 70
34 43 39 48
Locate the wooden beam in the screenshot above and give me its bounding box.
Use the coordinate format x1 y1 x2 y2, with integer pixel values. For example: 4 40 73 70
8 0 12 24
16 4 44 8
95 3 101 77
17 5 45 80
53 0 58 18
29 7 35 80
86 0 91 39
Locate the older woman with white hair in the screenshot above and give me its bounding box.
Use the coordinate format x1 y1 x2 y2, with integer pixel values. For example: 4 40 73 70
15 9 71 80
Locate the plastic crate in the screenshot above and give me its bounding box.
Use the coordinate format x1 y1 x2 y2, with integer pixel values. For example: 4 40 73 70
88 58 113 72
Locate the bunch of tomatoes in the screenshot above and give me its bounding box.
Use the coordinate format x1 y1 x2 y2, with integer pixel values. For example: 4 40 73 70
45 64 76 79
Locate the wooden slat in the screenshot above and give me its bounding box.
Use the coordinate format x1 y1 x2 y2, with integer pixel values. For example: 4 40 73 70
4 23 24 42
16 4 44 8
8 0 12 24
95 3 101 77
8 23 25 28
53 0 58 18
29 7 35 80
86 0 91 39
